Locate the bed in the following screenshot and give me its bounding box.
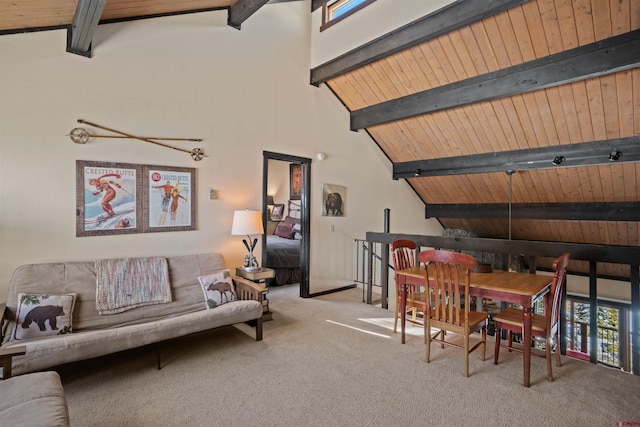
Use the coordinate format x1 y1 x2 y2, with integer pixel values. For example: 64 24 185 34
265 200 301 286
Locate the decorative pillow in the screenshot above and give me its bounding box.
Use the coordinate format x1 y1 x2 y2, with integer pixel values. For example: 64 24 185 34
13 293 76 341
283 215 300 225
198 269 237 309
274 222 294 239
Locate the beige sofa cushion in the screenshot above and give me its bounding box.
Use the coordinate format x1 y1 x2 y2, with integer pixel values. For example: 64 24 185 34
4 253 227 334
2 299 262 376
0 371 69 427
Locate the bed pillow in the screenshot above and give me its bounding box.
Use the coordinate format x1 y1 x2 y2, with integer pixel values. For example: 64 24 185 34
292 223 302 240
198 269 237 309
274 222 294 239
283 215 300 225
13 293 76 340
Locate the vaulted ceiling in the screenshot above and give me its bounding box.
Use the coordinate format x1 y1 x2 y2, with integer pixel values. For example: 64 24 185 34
1 0 638 279
312 0 640 279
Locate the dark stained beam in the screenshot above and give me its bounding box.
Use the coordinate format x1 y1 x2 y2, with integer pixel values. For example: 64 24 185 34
393 136 640 179
425 202 640 221
310 0 528 86
352 30 640 130
66 0 106 57
311 0 326 12
228 0 270 29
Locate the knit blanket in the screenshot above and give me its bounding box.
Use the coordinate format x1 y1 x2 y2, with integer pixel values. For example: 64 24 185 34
95 257 172 315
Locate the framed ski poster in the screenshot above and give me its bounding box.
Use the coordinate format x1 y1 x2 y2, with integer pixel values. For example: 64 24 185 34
76 160 143 237
143 165 196 233
76 160 196 237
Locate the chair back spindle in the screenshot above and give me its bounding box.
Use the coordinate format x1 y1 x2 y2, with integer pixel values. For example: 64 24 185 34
548 253 569 337
391 239 416 272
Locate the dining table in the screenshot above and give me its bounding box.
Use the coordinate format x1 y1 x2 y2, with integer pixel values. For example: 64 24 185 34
396 266 552 387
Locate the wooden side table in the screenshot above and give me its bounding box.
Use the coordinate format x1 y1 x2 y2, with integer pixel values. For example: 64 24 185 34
235 267 275 321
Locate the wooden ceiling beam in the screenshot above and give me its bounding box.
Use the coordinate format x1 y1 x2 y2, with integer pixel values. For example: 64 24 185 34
309 0 528 86
393 136 640 179
351 29 640 130
66 0 107 57
310 0 326 12
425 202 640 221
228 0 270 29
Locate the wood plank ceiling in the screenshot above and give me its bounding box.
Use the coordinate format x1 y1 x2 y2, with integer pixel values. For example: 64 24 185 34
1 0 638 279
316 0 640 279
0 1 234 31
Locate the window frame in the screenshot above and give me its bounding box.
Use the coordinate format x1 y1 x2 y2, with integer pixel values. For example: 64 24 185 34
565 294 631 371
320 0 377 32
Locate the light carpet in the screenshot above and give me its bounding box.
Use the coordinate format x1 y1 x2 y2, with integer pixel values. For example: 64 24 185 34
58 285 639 426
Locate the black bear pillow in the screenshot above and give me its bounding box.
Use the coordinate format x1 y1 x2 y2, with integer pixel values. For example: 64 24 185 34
13 293 76 340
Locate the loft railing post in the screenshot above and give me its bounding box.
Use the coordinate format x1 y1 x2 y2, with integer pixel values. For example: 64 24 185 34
366 240 373 305
356 239 365 302
381 208 390 309
589 261 598 364
631 264 640 375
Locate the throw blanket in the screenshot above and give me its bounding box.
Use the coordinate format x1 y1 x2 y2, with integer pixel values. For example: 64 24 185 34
95 257 172 315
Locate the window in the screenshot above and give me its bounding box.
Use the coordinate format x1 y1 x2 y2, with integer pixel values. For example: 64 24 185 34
321 0 376 31
565 295 632 371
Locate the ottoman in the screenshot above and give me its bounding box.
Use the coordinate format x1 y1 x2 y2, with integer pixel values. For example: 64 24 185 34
0 371 70 426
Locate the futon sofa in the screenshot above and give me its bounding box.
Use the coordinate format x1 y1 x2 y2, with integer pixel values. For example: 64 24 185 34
0 253 264 377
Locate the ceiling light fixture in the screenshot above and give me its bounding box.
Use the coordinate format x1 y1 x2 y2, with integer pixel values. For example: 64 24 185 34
551 156 565 166
608 150 622 161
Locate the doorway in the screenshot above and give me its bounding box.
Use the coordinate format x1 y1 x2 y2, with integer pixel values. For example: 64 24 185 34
262 151 311 298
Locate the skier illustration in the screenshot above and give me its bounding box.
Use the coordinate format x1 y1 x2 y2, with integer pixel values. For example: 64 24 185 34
152 180 174 224
88 174 122 217
169 182 187 225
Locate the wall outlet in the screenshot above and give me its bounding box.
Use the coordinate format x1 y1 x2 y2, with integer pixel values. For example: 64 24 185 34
330 224 335 232
209 189 218 200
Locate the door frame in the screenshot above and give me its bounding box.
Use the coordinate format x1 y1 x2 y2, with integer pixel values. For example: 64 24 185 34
262 151 311 298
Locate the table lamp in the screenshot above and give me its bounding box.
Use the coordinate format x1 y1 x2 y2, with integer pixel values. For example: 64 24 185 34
231 209 264 271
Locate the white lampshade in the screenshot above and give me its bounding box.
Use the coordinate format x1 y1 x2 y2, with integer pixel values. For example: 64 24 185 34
231 210 264 236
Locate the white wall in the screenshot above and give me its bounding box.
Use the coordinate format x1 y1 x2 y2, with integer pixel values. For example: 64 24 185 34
267 160 290 208
0 2 441 302
311 0 455 67
567 275 631 303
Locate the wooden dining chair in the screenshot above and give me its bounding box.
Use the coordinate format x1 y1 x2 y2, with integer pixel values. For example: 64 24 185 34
391 239 427 333
420 249 488 377
493 253 570 381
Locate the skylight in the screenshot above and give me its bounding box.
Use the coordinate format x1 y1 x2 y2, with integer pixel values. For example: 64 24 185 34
321 0 376 31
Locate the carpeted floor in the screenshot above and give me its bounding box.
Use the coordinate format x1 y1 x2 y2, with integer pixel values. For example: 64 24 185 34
58 285 639 426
